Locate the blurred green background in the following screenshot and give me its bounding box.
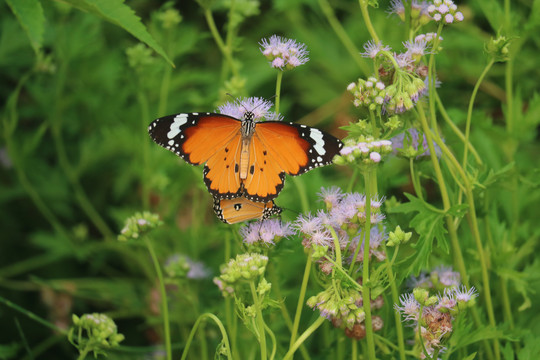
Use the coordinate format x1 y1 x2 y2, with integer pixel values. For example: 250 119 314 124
1 0 539 358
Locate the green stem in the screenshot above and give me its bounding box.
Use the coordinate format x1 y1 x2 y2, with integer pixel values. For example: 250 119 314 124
275 71 283 115
358 0 380 43
423 119 499 360
382 244 406 360
461 60 494 172
264 323 277 360
137 90 151 210
346 168 359 193
416 106 468 284
293 177 310 214
181 313 232 360
283 316 326 360
434 91 482 165
144 237 172 360
409 158 424 201
317 0 370 74
77 347 90 360
203 8 238 78
250 281 267 360
290 251 313 347
361 170 376 359
0 295 65 333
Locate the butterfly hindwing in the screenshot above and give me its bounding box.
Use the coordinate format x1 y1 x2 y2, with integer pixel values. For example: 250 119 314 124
213 196 282 224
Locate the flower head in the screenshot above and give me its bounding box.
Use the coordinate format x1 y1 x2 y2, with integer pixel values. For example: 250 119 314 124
427 0 464 24
259 35 309 70
218 97 282 122
118 212 162 241
361 40 391 59
240 219 294 246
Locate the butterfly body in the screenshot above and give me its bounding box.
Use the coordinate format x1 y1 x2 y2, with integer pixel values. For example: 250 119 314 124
149 111 342 202
213 196 282 224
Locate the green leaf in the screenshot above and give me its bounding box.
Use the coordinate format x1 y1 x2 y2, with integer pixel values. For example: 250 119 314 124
389 193 449 274
59 0 174 67
462 353 477 360
5 0 45 53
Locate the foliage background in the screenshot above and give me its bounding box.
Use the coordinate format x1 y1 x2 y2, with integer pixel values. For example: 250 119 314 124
1 0 539 359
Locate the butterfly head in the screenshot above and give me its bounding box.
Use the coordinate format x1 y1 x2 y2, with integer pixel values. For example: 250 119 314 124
243 110 255 122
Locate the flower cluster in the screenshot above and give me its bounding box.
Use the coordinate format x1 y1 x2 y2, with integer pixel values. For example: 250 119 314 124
427 0 464 24
218 97 282 122
395 286 477 358
118 212 162 241
388 0 432 28
407 265 462 291
165 254 210 280
391 128 442 159
68 313 124 357
259 35 309 70
295 187 387 266
240 219 294 246
334 137 393 166
213 253 268 296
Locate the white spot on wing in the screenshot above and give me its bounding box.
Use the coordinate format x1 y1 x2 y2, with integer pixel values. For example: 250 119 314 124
310 128 326 155
167 114 188 139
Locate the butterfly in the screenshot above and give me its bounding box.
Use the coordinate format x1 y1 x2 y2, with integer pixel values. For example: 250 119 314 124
148 111 343 202
213 196 282 224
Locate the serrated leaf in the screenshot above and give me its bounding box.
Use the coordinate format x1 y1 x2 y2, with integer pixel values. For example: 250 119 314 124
389 193 449 274
5 0 45 53
59 0 174 67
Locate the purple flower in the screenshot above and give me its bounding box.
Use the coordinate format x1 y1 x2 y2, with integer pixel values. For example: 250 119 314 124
453 285 478 303
361 40 391 59
394 293 420 322
391 128 442 158
318 186 344 209
403 39 431 59
295 212 323 235
240 219 294 245
218 97 282 122
433 265 461 288
259 35 309 69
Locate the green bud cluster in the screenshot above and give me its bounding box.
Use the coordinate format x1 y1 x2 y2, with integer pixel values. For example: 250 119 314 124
485 36 512 63
306 287 365 330
347 77 386 112
164 254 190 279
118 211 162 242
69 313 124 357
157 8 182 29
383 71 426 114
386 225 412 246
126 44 154 69
213 253 268 296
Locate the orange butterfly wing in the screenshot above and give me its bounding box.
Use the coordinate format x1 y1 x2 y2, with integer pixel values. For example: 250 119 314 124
149 113 245 198
241 121 343 201
213 196 281 224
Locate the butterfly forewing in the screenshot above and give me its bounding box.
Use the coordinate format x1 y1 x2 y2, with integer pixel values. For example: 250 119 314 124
148 113 241 165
